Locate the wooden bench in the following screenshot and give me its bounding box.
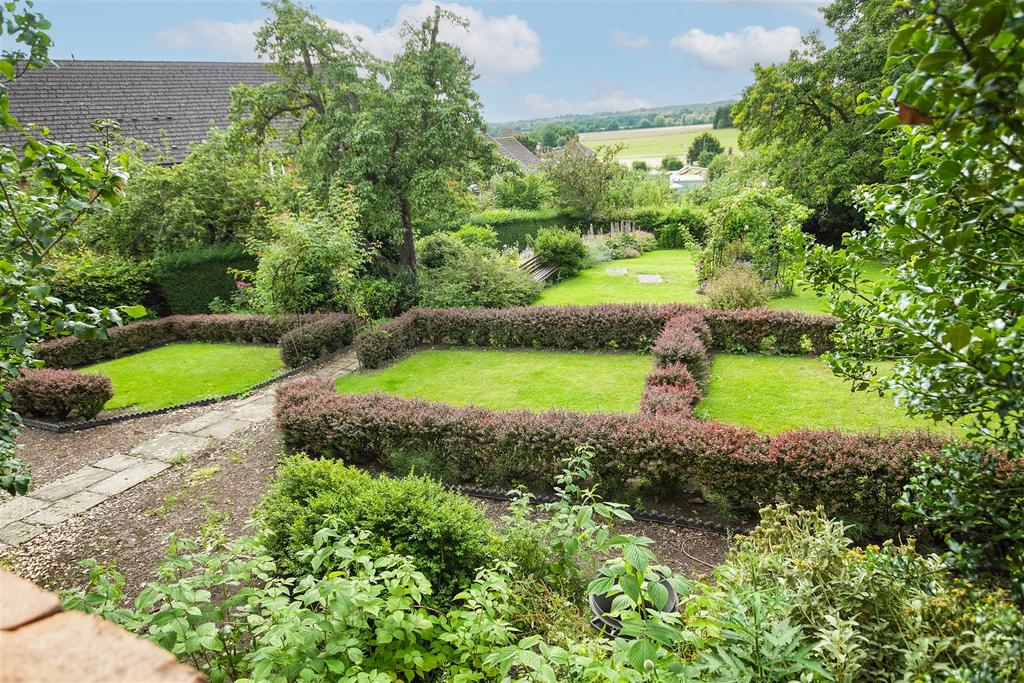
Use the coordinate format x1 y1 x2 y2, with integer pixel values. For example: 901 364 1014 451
518 251 558 283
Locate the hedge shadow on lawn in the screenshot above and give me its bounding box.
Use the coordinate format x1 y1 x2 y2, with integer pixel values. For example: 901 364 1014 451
17 313 357 431
278 304 948 539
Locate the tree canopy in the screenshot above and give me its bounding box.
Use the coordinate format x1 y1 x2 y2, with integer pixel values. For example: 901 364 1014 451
232 0 499 273
732 0 911 242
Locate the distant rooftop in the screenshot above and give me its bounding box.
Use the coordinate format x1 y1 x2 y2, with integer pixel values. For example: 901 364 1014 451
491 135 542 171
0 60 276 163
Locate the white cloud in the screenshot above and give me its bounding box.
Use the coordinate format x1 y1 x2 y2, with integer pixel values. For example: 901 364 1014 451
156 2 541 82
695 0 828 21
670 25 802 70
610 31 650 49
156 19 261 60
520 87 650 118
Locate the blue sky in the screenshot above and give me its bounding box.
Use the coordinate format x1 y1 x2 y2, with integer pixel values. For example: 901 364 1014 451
33 1 829 122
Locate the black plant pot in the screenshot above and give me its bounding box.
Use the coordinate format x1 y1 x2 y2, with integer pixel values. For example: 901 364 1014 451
588 576 678 638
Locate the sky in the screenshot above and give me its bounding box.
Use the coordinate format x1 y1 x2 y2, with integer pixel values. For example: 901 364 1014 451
30 0 830 123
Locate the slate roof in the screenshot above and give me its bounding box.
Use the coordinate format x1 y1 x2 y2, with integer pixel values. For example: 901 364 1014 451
0 60 276 163
491 135 542 171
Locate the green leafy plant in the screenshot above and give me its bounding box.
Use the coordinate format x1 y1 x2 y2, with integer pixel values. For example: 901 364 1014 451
703 264 772 310
533 227 588 280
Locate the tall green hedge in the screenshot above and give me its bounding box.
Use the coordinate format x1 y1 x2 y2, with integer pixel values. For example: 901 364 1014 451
152 244 256 315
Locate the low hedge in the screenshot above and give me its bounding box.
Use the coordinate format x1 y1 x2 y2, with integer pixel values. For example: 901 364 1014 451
10 369 113 420
355 304 837 369
37 313 355 370
275 375 945 538
279 316 357 367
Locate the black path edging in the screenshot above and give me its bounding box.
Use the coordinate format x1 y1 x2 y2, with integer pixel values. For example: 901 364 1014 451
453 483 740 537
21 357 325 434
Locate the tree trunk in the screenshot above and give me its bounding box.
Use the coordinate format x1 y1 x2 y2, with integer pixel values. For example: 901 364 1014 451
398 198 417 274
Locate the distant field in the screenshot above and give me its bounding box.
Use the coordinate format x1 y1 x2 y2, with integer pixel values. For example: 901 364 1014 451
580 124 740 167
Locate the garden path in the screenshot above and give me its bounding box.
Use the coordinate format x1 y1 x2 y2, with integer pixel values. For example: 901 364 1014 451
0 351 360 552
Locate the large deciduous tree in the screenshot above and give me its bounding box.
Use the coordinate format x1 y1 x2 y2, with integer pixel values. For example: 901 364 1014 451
232 0 498 273
732 0 911 243
806 0 1024 602
1 1 139 495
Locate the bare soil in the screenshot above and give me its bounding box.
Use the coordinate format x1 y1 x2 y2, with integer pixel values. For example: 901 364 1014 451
4 416 728 595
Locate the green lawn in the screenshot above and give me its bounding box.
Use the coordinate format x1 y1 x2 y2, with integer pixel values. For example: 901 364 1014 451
536 249 886 314
334 349 652 413
580 126 741 164
83 342 284 412
697 355 954 435
534 250 702 306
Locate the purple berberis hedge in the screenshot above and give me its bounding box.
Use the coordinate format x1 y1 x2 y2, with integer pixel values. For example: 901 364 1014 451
354 304 838 369
37 313 355 369
10 368 113 420
275 376 945 538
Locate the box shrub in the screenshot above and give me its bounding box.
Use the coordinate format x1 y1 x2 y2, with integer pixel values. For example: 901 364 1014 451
533 227 588 280
275 376 944 537
10 368 113 420
278 314 357 367
256 455 497 601
152 244 256 315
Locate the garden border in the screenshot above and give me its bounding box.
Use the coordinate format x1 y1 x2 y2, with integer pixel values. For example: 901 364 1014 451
282 304 947 538
19 313 357 429
20 357 320 433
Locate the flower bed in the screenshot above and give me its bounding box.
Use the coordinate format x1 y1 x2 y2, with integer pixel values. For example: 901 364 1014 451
284 304 943 536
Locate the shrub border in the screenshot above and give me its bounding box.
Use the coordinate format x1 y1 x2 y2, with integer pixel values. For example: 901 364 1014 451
25 313 357 431
284 304 946 536
21 356 325 433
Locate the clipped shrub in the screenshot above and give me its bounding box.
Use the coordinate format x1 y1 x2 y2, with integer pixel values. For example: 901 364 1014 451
278 314 357 367
275 377 945 537
703 264 771 310
661 156 684 171
37 313 353 370
692 306 837 355
256 455 497 600
152 244 256 315
640 363 702 417
49 250 152 311
353 305 675 369
532 227 588 280
10 368 113 420
651 314 711 385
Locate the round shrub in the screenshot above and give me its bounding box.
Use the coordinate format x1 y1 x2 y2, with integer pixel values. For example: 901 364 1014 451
533 227 587 280
451 223 499 249
703 265 771 310
10 368 113 420
257 455 497 601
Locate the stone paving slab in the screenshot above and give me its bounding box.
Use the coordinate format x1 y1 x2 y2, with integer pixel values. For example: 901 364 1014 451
173 410 234 435
0 496 48 526
49 491 108 516
638 274 664 283
89 461 170 496
194 417 251 439
131 432 209 463
93 454 144 472
231 401 275 423
0 520 44 545
606 267 628 275
31 467 112 502
23 506 69 527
